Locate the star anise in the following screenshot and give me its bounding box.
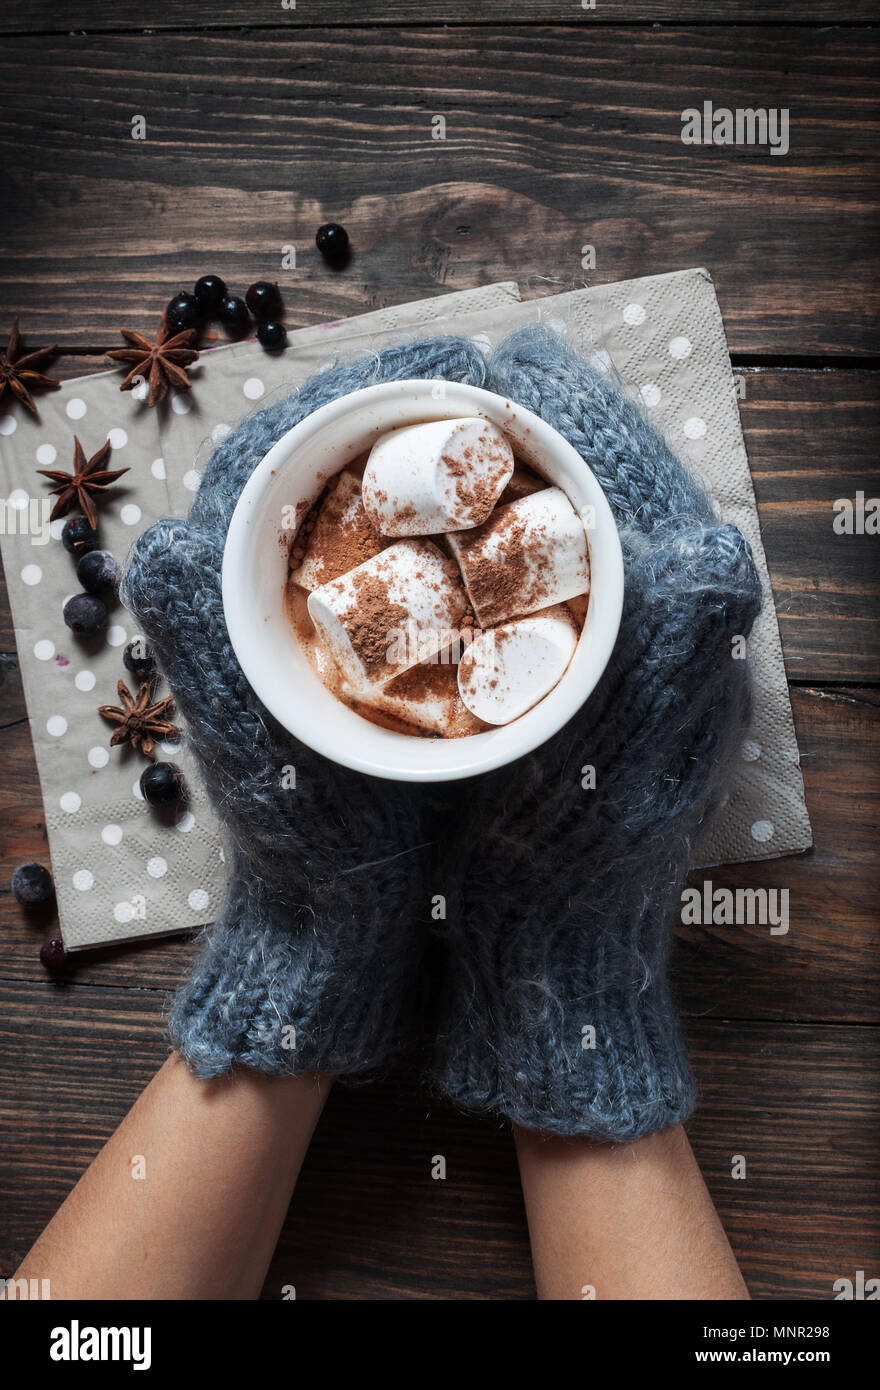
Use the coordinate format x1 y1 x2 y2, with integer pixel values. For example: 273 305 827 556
37 436 129 528
0 317 61 415
107 319 199 407
98 680 180 760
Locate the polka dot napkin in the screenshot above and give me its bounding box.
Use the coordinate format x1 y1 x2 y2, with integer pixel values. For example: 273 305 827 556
0 271 810 949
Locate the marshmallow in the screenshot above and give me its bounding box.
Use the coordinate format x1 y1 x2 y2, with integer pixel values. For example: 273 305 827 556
448 486 590 627
290 469 387 590
362 418 514 536
307 539 467 690
457 605 578 725
341 661 485 738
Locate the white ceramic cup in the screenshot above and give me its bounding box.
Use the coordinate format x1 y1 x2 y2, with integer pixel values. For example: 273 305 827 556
222 379 624 782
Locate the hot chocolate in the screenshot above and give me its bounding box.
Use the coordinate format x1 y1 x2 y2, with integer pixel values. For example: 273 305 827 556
286 418 591 738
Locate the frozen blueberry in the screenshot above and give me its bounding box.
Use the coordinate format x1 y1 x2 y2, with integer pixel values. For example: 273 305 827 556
76 549 121 594
165 290 202 333
140 761 186 807
63 593 108 636
315 222 349 266
40 938 68 972
193 273 227 313
218 294 251 334
245 281 283 319
123 638 155 683
12 862 55 906
257 320 287 351
62 513 100 555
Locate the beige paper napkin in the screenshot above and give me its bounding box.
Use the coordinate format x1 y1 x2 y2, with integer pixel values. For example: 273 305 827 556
0 271 810 949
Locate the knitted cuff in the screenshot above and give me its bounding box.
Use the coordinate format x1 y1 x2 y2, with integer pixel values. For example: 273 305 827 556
430 926 695 1141
170 872 426 1080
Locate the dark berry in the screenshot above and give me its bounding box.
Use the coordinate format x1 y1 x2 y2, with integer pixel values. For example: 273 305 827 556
40 938 68 971
193 273 227 313
76 548 121 594
165 291 202 333
123 638 155 683
63 593 108 636
245 281 283 319
257 320 287 351
12 862 55 906
315 223 349 265
140 761 186 807
218 294 251 333
61 513 100 555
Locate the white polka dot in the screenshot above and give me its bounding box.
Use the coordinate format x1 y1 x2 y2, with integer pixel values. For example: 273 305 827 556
683 416 707 440
188 888 209 912
66 397 87 420
160 741 181 756
669 336 692 360
21 564 42 586
741 739 761 762
171 393 192 415
151 457 166 480
133 379 150 404
211 423 231 443
75 669 96 692
0 414 17 436
147 856 168 879
88 745 110 768
470 333 492 355
50 518 66 540
623 303 646 326
34 639 55 661
60 791 81 813
120 503 142 526
47 714 67 737
114 901 134 924
61 594 75 613
182 469 202 493
750 819 774 843
8 488 28 510
176 810 195 833
107 427 128 449
640 383 661 408
35 443 57 465
101 823 123 846
243 377 265 401
132 777 144 801
106 625 127 647
73 869 94 891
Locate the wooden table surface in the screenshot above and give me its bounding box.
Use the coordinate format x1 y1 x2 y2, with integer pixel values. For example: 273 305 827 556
1 3 878 1300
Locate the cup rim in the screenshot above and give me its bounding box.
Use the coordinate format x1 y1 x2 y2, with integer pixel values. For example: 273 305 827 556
222 378 624 781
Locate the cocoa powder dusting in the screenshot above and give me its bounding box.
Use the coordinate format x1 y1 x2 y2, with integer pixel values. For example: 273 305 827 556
342 568 410 676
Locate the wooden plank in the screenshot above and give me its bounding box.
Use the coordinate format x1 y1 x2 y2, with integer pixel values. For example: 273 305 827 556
0 28 877 355
741 369 880 682
1 686 877 1024
4 4 878 36
1 979 876 1299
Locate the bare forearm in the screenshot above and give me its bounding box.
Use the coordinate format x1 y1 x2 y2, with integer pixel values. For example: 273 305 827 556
15 1053 331 1300
515 1123 749 1301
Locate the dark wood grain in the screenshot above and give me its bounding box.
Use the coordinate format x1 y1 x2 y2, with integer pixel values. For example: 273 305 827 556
0 27 877 354
1 979 876 1299
741 370 880 682
4 3 878 35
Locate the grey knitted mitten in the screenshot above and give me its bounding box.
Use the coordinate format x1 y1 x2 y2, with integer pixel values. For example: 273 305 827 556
123 337 487 1079
429 327 763 1140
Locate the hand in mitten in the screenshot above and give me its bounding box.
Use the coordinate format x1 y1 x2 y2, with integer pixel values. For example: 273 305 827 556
123 337 486 1079
430 327 763 1140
